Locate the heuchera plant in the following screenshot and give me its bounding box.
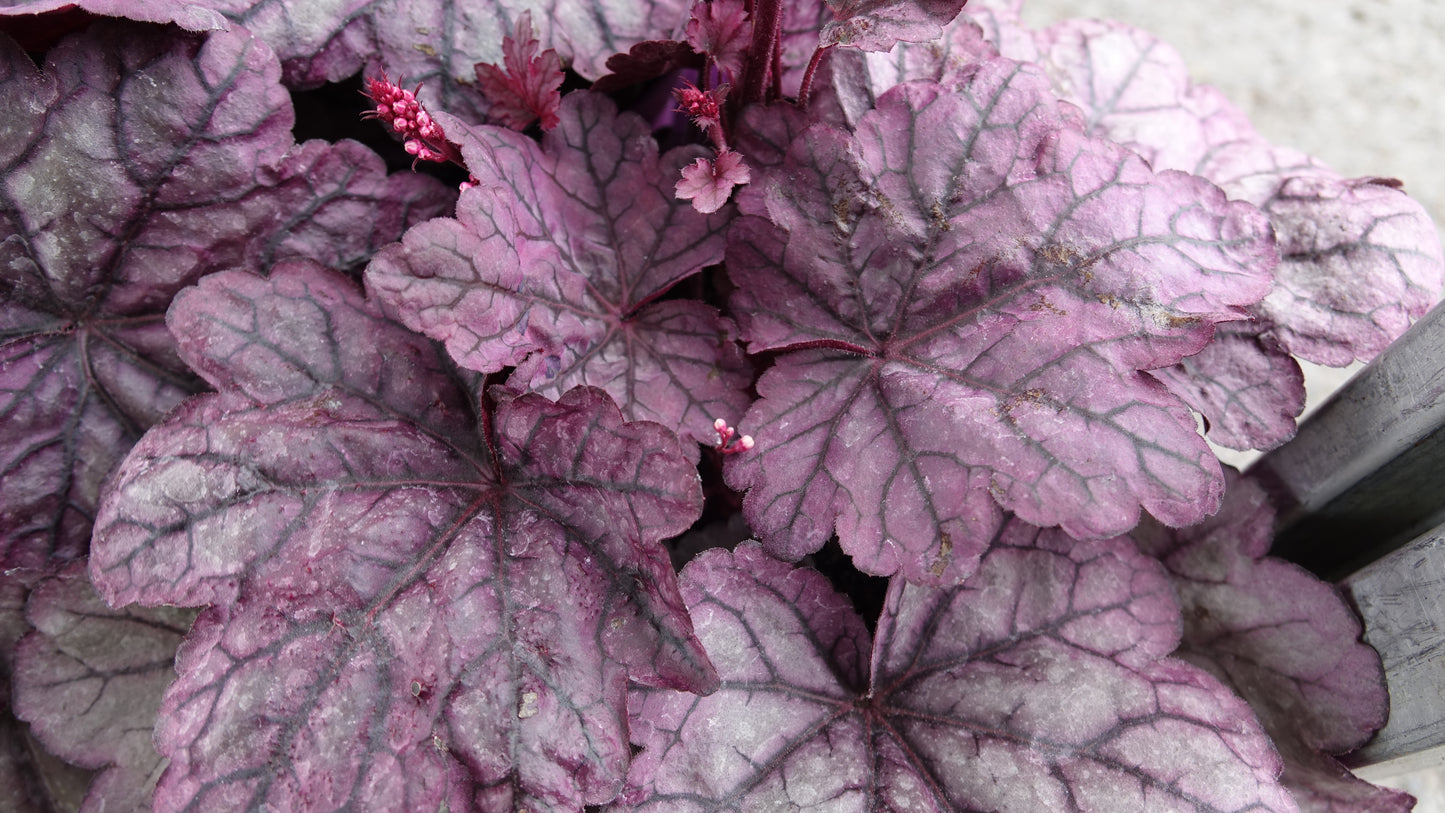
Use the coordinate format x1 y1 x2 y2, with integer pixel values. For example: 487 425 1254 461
1 0 1440 810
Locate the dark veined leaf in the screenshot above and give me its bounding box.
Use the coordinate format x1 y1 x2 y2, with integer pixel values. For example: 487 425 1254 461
618 536 1298 811
725 59 1276 583
1134 473 1412 813
367 91 750 452
198 0 693 122
12 561 196 813
0 21 448 583
819 0 970 52
1032 18 1443 449
90 262 716 812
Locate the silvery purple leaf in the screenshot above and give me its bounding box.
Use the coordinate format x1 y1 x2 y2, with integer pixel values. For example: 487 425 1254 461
959 0 1038 63
0 21 287 577
1034 18 1443 447
827 12 997 127
12 561 195 813
367 91 749 451
819 0 970 52
0 0 224 31
618 535 1297 811
1206 160 1444 367
256 139 453 273
1136 473 1408 813
725 60 1276 584
203 0 692 122
91 263 716 811
1148 328 1306 452
1 23 449 582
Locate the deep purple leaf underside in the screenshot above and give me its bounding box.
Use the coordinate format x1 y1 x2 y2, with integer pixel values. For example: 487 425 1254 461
726 58 1276 583
367 91 749 450
619 535 1297 811
90 263 716 811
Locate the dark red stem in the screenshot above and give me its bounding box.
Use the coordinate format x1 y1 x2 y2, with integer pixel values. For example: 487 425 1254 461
797 44 832 110
741 0 782 104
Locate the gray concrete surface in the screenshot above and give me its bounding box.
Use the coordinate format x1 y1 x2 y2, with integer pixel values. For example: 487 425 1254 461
1019 2 1445 808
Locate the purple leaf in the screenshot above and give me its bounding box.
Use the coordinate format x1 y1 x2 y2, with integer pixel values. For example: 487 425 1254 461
1149 328 1306 452
819 0 970 52
256 139 454 273
1 23 448 581
0 0 225 31
725 61 1277 583
829 13 998 125
1210 163 1444 366
205 0 692 121
12 560 195 813
1035 18 1444 371
367 91 750 450
91 263 716 811
620 535 1297 811
0 20 291 577
1135 473 1408 812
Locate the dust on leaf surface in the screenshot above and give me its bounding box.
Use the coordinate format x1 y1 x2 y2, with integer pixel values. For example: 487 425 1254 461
819 0 970 52
617 536 1298 812
724 59 1277 584
90 263 717 812
367 91 750 452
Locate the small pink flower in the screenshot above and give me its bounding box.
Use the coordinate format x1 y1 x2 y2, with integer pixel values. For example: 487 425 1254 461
676 148 750 214
674 81 728 135
362 73 461 168
712 417 753 454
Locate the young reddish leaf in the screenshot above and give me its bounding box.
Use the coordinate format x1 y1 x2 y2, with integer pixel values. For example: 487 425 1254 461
725 61 1276 583
684 0 751 78
474 10 564 131
619 535 1297 811
1135 473 1409 813
91 263 716 811
819 0 970 52
12 561 195 813
367 91 750 451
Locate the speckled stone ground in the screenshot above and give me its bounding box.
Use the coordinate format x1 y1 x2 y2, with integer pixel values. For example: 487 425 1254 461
1021 2 1445 807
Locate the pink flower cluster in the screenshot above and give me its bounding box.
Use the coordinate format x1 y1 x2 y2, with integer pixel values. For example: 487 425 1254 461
362 74 459 166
